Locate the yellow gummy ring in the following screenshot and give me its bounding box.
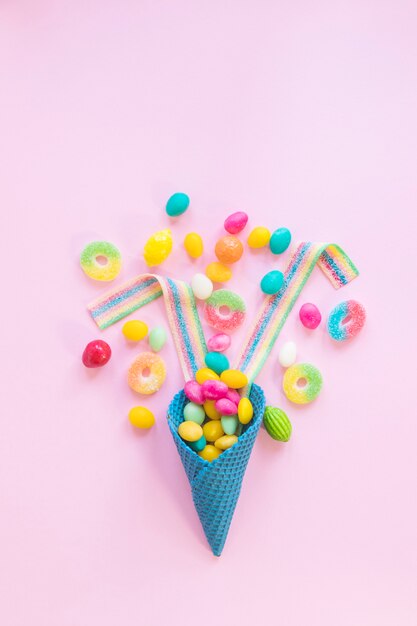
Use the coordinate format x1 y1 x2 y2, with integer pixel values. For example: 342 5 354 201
80 241 122 281
127 352 166 395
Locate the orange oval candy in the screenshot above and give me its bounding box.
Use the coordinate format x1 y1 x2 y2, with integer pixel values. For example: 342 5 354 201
215 236 243 264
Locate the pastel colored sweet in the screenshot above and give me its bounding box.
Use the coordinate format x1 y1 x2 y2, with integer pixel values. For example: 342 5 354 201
260 270 284 295
207 333 231 353
204 351 230 374
198 445 222 462
80 241 122 282
269 228 291 254
82 339 111 368
215 398 238 415
205 262 232 283
149 326 167 351
203 420 224 442
204 289 246 332
201 379 228 401
214 435 238 450
184 380 205 404
238 397 253 425
327 300 366 341
128 406 155 429
299 303 322 329
166 192 190 217
178 421 203 442
263 406 292 441
122 320 148 341
184 232 203 258
189 435 207 452
278 341 297 368
221 415 238 436
127 352 166 394
183 402 206 425
215 235 244 264
191 273 213 300
224 211 248 234
143 229 173 266
225 388 240 405
247 227 271 248
283 363 323 404
203 400 221 420
220 369 248 389
195 368 220 384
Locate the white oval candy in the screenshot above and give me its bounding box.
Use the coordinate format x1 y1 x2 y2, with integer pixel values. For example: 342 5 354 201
191 273 213 300
278 341 297 368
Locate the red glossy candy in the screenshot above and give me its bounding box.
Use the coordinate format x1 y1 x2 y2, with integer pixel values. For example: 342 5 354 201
82 339 111 368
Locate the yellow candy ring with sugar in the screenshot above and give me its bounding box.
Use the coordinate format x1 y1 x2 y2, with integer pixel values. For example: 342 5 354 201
282 363 323 404
128 352 166 395
80 241 122 281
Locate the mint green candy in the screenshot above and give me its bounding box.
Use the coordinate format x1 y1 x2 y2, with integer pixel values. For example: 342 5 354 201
183 402 205 425
205 351 229 374
269 228 291 254
149 326 166 352
260 270 284 295
166 192 190 217
221 415 238 435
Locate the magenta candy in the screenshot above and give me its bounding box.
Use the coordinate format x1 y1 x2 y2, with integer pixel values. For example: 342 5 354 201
215 397 238 415
184 380 205 404
224 211 248 235
225 388 240 405
207 333 231 353
299 302 322 330
202 379 228 401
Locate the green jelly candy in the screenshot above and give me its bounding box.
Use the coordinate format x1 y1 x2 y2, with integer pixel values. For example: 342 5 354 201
263 406 292 441
149 326 166 352
204 351 230 374
189 435 207 452
269 228 291 254
166 192 190 217
183 402 205 425
221 415 238 436
260 270 284 295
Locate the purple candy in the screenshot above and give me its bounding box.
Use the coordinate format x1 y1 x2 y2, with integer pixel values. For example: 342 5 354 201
299 302 322 330
215 397 238 415
184 380 205 404
225 388 240 405
207 333 231 353
224 211 248 235
202 379 228 401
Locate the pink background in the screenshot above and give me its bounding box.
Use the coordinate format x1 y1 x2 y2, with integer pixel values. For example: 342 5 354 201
1 2 416 625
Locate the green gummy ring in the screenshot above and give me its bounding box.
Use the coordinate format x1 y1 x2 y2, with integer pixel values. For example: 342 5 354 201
80 240 122 282
282 363 323 404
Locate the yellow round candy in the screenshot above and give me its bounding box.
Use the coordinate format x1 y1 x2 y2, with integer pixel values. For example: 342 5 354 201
195 368 220 384
247 227 271 248
122 320 148 341
203 400 221 420
184 232 204 259
214 435 238 450
199 445 222 462
143 229 173 266
205 262 232 283
238 397 253 425
178 421 203 442
220 369 248 389
128 406 155 429
203 420 224 442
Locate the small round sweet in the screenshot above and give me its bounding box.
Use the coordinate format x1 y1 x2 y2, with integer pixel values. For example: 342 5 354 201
183 402 206 425
327 300 366 341
278 341 297 368
247 227 271 248
191 273 213 300
214 435 238 450
260 270 284 295
80 241 122 282
201 379 228 401
238 397 253 425
149 326 167 352
122 320 148 342
127 352 166 395
299 303 322 330
220 369 248 389
195 368 219 384
215 235 244 264
143 229 173 266
206 262 232 283
178 421 203 442
204 351 230 375
203 400 221 420
189 435 207 452
269 228 291 254
184 232 203 258
166 192 190 217
128 406 155 429
204 289 246 332
224 211 248 235
82 340 111 368
221 415 238 436
184 380 205 404
203 420 224 443
207 333 231 353
199 445 222 462
225 389 240 405
283 363 323 404
215 398 238 415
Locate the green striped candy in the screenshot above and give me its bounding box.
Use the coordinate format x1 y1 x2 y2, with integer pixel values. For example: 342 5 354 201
263 406 292 442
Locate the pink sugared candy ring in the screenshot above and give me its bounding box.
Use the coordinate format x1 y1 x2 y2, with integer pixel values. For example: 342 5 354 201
203 289 246 332
327 300 366 341
207 333 231 352
299 302 322 329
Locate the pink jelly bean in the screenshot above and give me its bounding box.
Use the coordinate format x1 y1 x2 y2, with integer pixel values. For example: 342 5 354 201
224 211 248 235
184 380 205 404
225 388 240 405
299 302 322 330
215 398 238 415
202 379 228 401
207 333 231 353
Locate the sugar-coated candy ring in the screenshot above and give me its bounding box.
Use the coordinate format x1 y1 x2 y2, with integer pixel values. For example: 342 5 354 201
203 289 246 332
283 363 323 404
128 352 166 395
80 241 122 281
327 300 366 341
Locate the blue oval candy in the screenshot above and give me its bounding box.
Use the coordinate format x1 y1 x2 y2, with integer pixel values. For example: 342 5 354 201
269 228 291 254
204 351 230 374
189 435 207 452
260 270 284 295
166 192 190 217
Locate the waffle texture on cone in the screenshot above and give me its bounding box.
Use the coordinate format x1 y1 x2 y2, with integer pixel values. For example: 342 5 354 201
167 384 265 556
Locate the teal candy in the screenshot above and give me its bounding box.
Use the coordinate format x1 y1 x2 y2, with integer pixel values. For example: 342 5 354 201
260 270 284 295
166 192 190 217
183 402 205 425
205 351 230 374
189 435 207 452
269 228 291 254
149 326 167 351
221 415 238 435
